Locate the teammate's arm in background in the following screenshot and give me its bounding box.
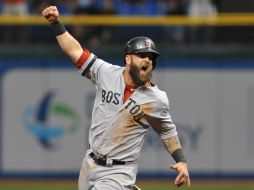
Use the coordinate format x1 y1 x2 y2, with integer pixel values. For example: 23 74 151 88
42 6 83 64
162 135 190 188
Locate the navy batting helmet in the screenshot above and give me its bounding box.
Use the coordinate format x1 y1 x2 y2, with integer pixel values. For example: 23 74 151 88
124 37 160 69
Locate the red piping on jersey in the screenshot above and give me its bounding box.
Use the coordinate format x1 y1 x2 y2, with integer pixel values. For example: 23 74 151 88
123 84 137 103
76 49 91 69
123 82 152 103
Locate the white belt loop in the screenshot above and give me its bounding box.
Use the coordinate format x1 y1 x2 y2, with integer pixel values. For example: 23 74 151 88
106 158 113 167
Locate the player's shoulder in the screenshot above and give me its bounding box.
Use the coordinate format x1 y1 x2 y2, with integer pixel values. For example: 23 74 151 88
96 58 124 72
147 85 169 106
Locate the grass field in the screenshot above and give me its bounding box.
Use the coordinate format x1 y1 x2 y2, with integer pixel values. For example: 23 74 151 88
0 179 254 190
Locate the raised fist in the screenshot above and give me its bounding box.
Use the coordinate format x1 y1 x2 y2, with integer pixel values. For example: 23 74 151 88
42 6 59 23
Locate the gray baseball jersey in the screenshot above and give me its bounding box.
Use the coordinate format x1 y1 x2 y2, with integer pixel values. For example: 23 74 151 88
78 51 177 162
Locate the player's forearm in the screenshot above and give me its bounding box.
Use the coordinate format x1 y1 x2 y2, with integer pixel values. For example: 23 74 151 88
42 6 83 64
162 135 187 163
55 30 83 63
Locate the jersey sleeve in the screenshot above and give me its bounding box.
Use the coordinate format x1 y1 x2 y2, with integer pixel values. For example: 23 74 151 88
76 48 120 87
147 92 177 140
77 49 99 80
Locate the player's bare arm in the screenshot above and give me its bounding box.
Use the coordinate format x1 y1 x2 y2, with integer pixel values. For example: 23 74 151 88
163 135 191 188
42 6 83 63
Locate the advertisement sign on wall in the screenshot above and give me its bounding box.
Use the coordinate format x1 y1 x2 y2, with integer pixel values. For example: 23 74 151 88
1 63 254 176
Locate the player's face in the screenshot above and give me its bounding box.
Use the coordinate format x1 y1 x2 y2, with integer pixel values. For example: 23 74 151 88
128 53 154 86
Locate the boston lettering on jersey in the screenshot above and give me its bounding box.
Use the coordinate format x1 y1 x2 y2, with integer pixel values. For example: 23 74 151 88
126 98 149 129
124 98 145 122
101 89 146 125
102 89 121 105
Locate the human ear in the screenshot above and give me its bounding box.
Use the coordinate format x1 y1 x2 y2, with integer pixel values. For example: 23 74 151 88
125 55 131 66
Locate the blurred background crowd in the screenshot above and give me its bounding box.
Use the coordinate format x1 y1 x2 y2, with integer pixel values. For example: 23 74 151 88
0 0 253 47
0 0 220 18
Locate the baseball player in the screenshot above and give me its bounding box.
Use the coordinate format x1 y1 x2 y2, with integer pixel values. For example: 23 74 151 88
42 6 190 190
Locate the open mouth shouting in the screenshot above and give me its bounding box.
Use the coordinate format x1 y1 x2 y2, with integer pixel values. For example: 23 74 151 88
140 64 151 75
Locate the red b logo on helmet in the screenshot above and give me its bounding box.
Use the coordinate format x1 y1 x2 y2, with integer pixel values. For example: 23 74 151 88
145 40 152 48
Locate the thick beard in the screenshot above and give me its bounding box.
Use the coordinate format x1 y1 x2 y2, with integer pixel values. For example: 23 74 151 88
129 63 152 87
